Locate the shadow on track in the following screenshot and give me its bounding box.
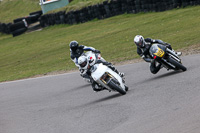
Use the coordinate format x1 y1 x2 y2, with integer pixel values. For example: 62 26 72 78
134 70 183 86
73 84 91 90
68 93 122 111
148 70 183 81
91 93 122 103
66 84 91 93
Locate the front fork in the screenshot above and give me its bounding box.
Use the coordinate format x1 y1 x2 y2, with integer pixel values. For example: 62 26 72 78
100 72 113 85
166 48 181 63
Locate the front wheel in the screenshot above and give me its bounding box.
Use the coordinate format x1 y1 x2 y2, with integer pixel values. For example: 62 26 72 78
108 80 126 95
168 57 187 71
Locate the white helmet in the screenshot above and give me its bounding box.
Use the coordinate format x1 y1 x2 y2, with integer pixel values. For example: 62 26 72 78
88 54 96 66
78 56 89 70
134 35 145 48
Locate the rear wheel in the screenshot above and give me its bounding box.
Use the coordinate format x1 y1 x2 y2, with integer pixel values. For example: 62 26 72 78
168 57 187 71
108 80 126 95
12 27 27 37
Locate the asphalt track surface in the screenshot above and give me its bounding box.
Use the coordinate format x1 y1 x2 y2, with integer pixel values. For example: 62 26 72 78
0 54 200 133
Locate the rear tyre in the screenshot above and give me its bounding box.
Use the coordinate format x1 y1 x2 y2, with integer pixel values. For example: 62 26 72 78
168 57 187 71
9 21 26 32
12 27 27 37
108 80 126 95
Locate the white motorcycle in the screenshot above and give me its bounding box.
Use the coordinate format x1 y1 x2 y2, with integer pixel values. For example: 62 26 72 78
90 63 128 95
80 51 128 95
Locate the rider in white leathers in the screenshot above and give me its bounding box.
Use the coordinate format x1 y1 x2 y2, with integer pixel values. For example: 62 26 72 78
78 53 125 92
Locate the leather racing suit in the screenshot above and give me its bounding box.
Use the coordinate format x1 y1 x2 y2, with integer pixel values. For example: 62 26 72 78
137 38 172 74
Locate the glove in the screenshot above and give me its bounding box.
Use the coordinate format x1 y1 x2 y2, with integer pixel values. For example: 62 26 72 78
94 50 101 53
151 59 155 63
93 83 103 92
79 69 84 73
80 69 86 76
158 63 163 68
164 43 172 50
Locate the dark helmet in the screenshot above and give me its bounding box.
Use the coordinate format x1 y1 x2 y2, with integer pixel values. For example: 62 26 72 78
134 35 145 48
69 41 79 51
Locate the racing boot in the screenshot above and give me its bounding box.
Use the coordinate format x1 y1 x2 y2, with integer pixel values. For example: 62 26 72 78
92 82 104 92
176 52 182 56
101 61 125 78
171 49 182 57
108 65 125 78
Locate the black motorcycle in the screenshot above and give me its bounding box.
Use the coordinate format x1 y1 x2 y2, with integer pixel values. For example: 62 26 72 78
149 44 187 71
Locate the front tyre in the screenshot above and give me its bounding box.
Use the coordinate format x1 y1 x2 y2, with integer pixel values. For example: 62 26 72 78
108 80 126 95
168 57 187 71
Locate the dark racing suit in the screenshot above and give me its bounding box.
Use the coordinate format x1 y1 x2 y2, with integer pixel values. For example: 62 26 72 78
137 38 172 74
70 45 99 67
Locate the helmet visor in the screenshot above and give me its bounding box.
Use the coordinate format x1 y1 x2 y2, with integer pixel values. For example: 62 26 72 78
80 61 87 67
71 46 77 51
136 39 144 47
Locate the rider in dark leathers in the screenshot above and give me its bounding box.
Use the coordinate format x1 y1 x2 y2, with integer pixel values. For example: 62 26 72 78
134 35 182 74
69 41 101 67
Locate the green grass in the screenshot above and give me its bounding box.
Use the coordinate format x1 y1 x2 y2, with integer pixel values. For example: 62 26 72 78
0 6 200 82
0 0 40 23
